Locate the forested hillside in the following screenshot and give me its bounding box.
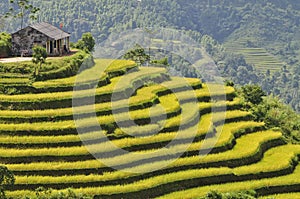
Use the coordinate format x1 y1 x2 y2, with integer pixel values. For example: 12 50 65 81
2 0 300 48
1 0 300 111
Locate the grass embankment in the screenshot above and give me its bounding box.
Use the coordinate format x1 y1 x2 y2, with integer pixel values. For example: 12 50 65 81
0 58 298 199
224 38 284 72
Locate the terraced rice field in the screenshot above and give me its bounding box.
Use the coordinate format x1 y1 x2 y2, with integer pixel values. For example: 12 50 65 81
225 38 285 73
0 58 299 198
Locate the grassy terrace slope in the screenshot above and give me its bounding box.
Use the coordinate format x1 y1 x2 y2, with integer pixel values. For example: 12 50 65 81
0 58 299 198
224 38 285 73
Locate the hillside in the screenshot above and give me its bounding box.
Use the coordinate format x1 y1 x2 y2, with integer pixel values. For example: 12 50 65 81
224 38 285 73
2 0 300 60
0 58 299 198
1 0 300 113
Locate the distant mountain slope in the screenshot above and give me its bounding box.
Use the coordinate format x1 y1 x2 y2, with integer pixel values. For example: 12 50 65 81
1 0 299 66
0 1 299 43
1 0 300 111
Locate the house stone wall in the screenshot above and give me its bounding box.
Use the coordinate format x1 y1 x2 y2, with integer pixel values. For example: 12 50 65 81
11 27 50 56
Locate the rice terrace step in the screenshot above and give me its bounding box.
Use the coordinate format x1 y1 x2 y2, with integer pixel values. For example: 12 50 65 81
0 51 299 198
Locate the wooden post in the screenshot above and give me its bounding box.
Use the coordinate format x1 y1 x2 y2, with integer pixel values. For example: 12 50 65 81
67 37 70 51
46 41 49 54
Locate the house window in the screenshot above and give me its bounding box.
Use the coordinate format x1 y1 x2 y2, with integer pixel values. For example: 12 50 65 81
54 41 56 48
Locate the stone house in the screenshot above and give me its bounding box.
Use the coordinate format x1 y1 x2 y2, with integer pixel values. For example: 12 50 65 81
11 22 70 56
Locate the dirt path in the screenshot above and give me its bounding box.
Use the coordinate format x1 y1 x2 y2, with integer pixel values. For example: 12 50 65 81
0 57 33 63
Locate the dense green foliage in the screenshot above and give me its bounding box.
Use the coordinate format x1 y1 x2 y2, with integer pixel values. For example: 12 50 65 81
1 0 298 48
239 85 300 144
75 32 95 53
240 85 265 105
252 96 300 144
35 51 94 81
32 46 47 77
124 44 150 66
0 32 11 58
0 62 33 74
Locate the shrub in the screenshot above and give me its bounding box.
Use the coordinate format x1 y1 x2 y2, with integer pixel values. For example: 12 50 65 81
225 80 234 87
124 44 150 66
251 96 300 143
32 46 47 77
0 32 11 58
0 62 34 74
240 85 265 105
34 51 94 81
75 32 95 53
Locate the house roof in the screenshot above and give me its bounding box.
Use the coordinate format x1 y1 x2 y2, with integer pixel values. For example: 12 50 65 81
29 22 70 40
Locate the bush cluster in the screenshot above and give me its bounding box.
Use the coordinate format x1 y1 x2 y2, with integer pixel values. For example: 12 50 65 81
0 32 11 58
0 62 34 74
35 51 94 81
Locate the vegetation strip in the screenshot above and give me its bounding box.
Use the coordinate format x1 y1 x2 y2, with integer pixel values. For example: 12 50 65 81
5 132 285 196
157 164 300 199
0 77 201 121
0 110 251 161
5 122 267 175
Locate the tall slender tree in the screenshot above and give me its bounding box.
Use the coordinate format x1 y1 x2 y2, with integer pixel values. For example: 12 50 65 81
5 0 40 29
32 45 47 77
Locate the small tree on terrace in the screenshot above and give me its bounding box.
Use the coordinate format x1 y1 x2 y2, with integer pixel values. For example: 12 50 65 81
76 32 95 53
124 44 150 66
0 32 12 58
32 46 47 77
240 84 265 105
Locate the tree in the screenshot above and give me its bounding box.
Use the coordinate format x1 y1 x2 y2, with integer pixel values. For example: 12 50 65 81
0 166 15 198
251 96 300 143
0 32 12 58
76 32 95 53
124 44 150 66
32 46 47 77
5 0 40 29
240 84 265 105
